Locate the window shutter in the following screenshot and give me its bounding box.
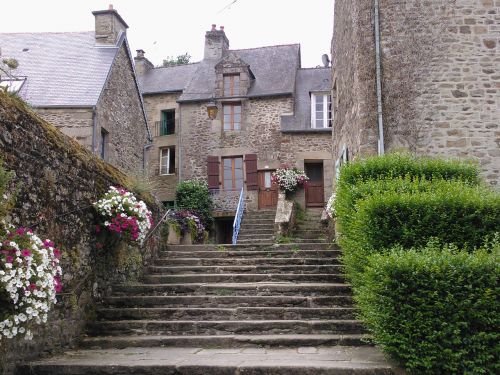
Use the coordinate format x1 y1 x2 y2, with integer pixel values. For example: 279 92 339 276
207 156 220 191
245 154 258 190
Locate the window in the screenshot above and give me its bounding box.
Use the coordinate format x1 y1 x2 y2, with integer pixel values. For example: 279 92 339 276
223 74 240 96
158 110 175 136
223 103 241 131
222 156 244 191
311 93 332 128
0 78 26 93
100 128 109 160
160 147 175 175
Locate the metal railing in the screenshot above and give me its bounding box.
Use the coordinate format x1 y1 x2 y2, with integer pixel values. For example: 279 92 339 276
232 188 245 245
143 209 172 243
154 121 175 137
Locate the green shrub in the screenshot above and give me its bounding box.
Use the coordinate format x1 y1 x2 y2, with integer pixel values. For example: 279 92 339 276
0 159 15 224
339 153 480 186
357 243 499 374
342 183 500 283
175 179 214 228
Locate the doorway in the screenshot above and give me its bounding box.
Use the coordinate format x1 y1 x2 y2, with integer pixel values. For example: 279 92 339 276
305 162 324 207
258 170 278 209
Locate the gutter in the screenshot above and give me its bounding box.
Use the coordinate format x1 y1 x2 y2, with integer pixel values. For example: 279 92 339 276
374 0 385 155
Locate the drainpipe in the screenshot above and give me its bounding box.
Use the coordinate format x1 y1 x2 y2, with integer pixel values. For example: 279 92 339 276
374 0 385 155
91 106 97 155
178 105 182 182
143 143 153 170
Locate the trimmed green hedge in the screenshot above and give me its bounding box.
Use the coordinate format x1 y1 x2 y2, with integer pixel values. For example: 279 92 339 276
341 182 500 283
338 153 480 185
175 179 214 228
357 243 500 374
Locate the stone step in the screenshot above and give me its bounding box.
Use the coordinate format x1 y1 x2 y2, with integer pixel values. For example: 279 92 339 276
103 295 355 308
88 319 365 336
111 282 352 297
237 227 276 235
162 249 340 259
156 257 342 266
96 307 358 321
293 231 327 240
16 346 397 375
165 243 338 251
142 273 345 284
148 265 343 275
237 233 275 240
79 334 371 350
290 239 329 244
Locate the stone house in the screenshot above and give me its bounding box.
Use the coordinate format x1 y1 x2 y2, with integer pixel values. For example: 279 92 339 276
0 6 150 173
136 25 333 235
331 0 499 186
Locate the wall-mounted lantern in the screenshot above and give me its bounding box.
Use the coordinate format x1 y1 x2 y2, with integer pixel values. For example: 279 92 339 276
207 100 218 120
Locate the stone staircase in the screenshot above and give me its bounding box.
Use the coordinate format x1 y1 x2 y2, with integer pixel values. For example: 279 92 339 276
293 208 328 243
17 242 397 374
237 209 276 244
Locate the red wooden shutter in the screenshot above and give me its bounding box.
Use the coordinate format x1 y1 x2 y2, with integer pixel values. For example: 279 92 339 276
207 156 220 191
245 154 258 190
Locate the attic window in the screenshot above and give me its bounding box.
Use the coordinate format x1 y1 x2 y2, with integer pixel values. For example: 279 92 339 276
0 78 26 93
223 74 240 96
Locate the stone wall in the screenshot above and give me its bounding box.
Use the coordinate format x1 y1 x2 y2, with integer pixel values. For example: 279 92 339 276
331 0 379 166
0 93 162 374
143 93 180 202
180 97 293 211
332 0 500 186
96 43 148 174
35 108 94 150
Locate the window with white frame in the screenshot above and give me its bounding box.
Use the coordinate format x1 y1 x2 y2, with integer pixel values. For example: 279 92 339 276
311 92 332 128
160 147 175 175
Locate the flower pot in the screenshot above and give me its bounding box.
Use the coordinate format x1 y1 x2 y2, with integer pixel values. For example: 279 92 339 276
167 223 181 245
180 230 193 245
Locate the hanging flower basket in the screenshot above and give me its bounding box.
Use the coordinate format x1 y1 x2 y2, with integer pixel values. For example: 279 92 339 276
271 166 309 193
94 186 153 245
0 226 62 341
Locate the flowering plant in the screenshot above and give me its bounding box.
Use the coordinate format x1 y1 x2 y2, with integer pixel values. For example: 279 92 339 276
0 226 62 341
168 210 205 243
325 192 336 219
271 166 309 192
94 186 153 245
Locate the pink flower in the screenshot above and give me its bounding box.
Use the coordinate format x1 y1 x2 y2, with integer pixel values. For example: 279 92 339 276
5 256 13 263
29 283 37 291
43 240 55 248
54 277 62 293
96 242 103 249
53 249 61 259
95 225 101 233
16 228 25 236
21 249 31 257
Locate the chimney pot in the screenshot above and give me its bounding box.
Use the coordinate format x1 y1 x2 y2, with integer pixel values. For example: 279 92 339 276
109 4 114 10
136 49 145 58
211 24 216 31
220 26 224 31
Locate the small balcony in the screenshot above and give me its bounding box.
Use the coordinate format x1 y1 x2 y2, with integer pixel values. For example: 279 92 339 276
154 120 175 137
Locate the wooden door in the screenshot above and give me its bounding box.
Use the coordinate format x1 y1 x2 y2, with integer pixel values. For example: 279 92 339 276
305 163 324 207
258 170 278 209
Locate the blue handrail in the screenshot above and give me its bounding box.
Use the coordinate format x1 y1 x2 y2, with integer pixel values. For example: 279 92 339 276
232 188 244 245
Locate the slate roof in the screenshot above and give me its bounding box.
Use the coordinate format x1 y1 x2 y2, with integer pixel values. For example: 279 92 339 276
139 63 199 94
0 31 118 107
281 67 332 132
138 44 301 102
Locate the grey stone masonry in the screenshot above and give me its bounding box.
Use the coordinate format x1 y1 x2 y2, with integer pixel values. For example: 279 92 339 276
332 0 500 187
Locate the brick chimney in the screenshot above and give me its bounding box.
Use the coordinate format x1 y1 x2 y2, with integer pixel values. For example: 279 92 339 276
92 4 129 45
204 24 229 60
134 49 154 76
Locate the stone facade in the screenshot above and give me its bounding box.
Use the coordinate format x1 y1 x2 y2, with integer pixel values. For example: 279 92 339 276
0 93 162 374
332 0 500 186
95 43 148 174
143 93 180 203
35 43 148 175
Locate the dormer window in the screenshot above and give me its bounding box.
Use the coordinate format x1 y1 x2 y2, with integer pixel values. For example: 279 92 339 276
311 92 332 128
223 74 240 96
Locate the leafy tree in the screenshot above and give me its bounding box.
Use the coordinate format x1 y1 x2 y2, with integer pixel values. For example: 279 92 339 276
162 53 191 67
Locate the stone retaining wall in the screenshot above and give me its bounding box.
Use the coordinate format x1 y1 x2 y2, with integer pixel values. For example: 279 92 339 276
0 93 162 374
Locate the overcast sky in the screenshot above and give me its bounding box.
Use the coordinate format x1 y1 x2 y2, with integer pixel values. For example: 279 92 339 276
0 0 334 68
